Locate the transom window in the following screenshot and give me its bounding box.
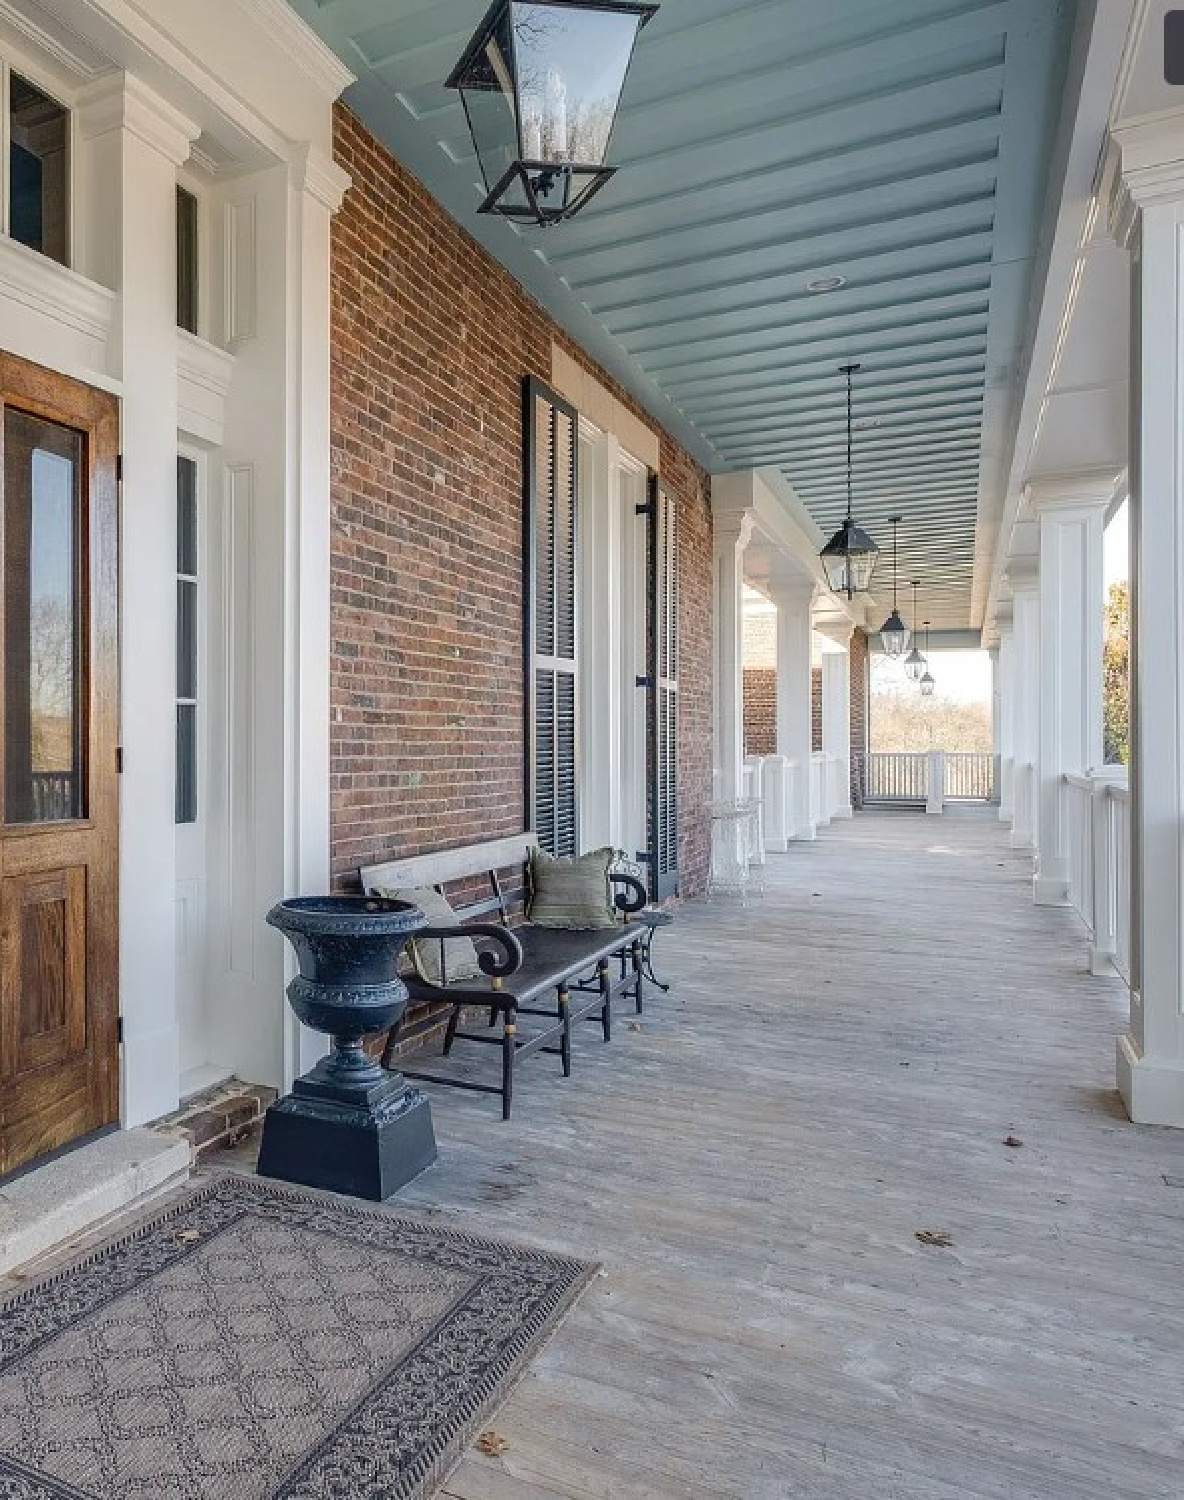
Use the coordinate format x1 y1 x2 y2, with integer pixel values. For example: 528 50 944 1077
5 68 69 267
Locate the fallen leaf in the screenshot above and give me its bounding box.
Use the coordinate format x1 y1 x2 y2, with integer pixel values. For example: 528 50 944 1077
627 1022 643 1033
915 1229 954 1248
175 1229 202 1245
1002 1135 1024 1149
476 1430 510 1457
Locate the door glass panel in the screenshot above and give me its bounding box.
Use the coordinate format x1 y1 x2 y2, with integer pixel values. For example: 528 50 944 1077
3 409 84 823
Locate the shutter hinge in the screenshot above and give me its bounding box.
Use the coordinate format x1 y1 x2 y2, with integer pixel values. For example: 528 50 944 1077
116 746 123 774
116 453 123 483
635 674 653 689
634 500 654 517
117 1016 124 1044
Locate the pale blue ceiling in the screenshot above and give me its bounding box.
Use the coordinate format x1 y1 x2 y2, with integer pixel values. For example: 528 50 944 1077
289 0 1079 628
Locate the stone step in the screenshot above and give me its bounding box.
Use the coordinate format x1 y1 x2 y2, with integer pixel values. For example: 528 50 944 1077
0 1128 192 1279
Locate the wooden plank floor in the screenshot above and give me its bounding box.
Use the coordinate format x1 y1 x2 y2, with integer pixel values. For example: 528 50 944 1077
386 809 1184 1500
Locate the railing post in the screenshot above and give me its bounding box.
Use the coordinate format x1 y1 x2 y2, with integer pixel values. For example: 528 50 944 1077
743 756 766 866
926 750 945 816
1088 769 1125 976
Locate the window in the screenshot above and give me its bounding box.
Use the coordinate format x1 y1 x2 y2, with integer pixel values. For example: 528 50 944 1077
176 186 198 333
8 72 68 266
176 456 198 824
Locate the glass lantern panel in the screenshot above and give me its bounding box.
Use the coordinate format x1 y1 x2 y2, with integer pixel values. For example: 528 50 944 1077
511 1 644 166
461 84 521 196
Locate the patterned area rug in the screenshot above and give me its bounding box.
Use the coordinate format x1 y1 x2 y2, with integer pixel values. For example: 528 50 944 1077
0 1173 595 1500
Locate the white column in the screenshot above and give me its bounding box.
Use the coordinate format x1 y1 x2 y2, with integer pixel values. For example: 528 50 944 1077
926 750 945 816
988 645 1002 806
771 579 817 841
996 621 1015 822
1006 566 1039 852
1110 124 1184 1124
76 76 200 1128
712 512 753 800
821 652 853 819
1027 474 1113 906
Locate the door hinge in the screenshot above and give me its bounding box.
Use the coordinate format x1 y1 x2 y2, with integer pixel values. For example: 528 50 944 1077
116 746 123 774
117 1017 124 1044
634 500 654 518
116 453 123 483
635 674 653 689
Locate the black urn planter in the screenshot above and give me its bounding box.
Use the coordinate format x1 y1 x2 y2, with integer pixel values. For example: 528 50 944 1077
257 896 438 1201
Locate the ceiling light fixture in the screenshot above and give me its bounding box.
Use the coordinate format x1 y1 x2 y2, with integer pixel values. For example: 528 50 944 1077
447 0 659 227
819 362 879 599
903 581 927 683
877 516 910 659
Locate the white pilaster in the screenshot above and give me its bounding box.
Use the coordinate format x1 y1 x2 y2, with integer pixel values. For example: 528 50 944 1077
771 579 817 841
712 510 753 800
1109 121 1184 1124
996 621 1015 822
76 75 201 1128
1006 566 1039 853
821 651 853 819
1027 473 1115 906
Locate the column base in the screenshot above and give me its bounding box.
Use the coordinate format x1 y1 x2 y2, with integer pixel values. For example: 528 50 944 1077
832 804 854 821
1088 945 1116 978
1033 874 1070 906
1009 827 1033 852
1117 1032 1184 1127
792 823 817 842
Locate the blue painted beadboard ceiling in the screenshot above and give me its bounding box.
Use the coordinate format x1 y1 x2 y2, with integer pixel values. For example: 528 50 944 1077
289 0 1078 629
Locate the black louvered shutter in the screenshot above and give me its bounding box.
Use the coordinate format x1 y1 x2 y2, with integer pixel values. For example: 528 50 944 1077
524 377 579 857
647 477 679 899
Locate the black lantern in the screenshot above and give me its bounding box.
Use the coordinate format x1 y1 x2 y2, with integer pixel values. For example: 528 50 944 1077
446 0 658 226
877 515 910 658
919 622 936 697
903 581 927 682
820 363 879 597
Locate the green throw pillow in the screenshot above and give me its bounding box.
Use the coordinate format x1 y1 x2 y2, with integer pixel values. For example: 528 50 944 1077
374 885 482 986
528 846 618 930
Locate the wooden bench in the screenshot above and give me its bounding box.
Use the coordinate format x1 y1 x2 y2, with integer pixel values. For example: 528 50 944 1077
360 834 651 1118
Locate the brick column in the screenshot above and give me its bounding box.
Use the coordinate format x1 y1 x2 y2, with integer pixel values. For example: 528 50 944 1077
848 628 870 809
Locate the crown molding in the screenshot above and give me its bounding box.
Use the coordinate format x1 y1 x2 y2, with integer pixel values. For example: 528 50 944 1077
1106 117 1184 244
234 0 355 101
0 234 115 342
76 72 200 165
0 0 108 80
1023 467 1125 511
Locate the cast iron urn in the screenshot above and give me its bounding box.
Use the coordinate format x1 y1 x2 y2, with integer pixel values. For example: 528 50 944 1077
257 896 438 1201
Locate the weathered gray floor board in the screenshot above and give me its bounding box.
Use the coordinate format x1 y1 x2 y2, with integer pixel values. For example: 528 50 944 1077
405 810 1184 1498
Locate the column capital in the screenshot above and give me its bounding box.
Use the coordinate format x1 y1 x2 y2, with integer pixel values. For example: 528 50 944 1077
1104 120 1184 246
290 142 352 214
1023 468 1125 514
1003 558 1038 593
76 73 200 166
766 576 817 612
713 506 755 554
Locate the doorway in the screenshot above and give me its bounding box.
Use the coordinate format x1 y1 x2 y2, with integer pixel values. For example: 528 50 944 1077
0 353 120 1178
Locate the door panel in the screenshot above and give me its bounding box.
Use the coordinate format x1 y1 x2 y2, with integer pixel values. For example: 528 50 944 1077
0 354 119 1179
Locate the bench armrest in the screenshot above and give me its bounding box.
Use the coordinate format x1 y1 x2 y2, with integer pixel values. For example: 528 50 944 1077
415 923 524 981
610 872 648 916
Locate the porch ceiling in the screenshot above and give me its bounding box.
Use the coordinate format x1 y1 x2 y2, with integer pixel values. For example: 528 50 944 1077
289 0 1078 631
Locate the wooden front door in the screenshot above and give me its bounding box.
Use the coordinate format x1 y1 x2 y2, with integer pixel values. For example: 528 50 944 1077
0 354 119 1178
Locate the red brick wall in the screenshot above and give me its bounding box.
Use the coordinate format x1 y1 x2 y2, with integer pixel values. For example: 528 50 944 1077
811 667 823 754
329 106 712 897
849 629 869 808
743 669 776 756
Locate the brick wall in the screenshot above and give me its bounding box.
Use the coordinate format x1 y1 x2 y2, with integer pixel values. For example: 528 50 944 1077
743 669 776 755
811 667 823 754
849 629 869 808
329 106 713 898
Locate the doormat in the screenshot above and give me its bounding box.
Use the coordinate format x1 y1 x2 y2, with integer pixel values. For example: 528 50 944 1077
0 1172 595 1500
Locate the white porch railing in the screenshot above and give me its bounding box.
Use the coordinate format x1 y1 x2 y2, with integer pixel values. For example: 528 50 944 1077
860 752 928 804
1063 768 1131 982
944 752 995 801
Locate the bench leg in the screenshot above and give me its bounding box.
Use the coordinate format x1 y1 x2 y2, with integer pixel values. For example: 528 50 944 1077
502 1015 516 1120
442 1003 463 1056
598 959 612 1043
631 937 644 1015
558 986 572 1077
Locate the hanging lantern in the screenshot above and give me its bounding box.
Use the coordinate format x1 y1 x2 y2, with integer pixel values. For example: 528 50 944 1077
919 621 936 696
820 363 879 597
877 515 910 658
446 0 659 226
903 581 926 682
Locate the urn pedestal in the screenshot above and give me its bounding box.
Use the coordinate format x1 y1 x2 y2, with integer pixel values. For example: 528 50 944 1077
257 896 437 1201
